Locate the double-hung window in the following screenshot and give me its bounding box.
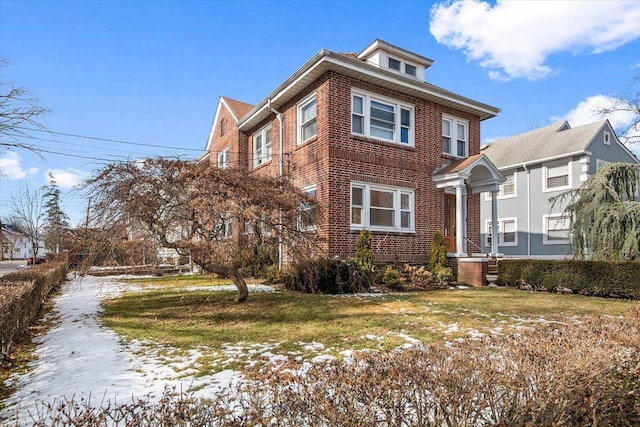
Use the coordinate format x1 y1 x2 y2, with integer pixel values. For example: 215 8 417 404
253 125 272 168
350 183 414 232
351 90 414 146
487 171 516 200
217 146 230 169
544 161 571 191
215 215 233 240
298 94 317 143
298 184 317 230
442 116 468 157
543 214 570 244
485 218 517 247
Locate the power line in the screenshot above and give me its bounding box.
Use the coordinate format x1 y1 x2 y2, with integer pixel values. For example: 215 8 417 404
14 126 204 152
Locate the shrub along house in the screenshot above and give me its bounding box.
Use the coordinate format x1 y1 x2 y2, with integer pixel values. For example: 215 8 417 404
202 40 505 285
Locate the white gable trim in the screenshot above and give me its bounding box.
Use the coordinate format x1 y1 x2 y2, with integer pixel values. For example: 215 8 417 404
204 98 240 153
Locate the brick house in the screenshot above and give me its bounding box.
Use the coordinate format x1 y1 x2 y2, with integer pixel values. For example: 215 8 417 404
202 40 504 279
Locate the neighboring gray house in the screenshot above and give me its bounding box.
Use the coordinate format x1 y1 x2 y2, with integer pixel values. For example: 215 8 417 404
480 119 639 258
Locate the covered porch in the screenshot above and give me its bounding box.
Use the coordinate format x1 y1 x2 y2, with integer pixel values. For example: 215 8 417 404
432 154 505 259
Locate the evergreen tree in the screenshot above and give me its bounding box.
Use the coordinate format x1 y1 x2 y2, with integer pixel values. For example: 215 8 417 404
43 173 70 253
554 163 640 260
355 229 375 273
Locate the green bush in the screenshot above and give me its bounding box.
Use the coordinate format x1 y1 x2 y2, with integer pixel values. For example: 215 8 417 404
498 259 640 298
282 258 372 294
428 231 447 272
354 229 376 274
432 264 454 286
382 265 403 290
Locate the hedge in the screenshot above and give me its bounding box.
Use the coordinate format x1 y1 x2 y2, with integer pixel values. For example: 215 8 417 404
498 259 640 299
0 262 67 360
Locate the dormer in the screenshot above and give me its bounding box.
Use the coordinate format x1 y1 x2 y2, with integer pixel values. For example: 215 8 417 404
357 39 434 82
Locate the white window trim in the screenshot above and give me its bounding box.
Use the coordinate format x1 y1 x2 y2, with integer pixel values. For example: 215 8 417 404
485 217 518 247
253 125 272 168
442 115 469 158
298 184 317 231
595 159 609 172
542 160 572 193
297 93 317 144
217 146 230 169
351 89 415 147
350 182 415 233
543 214 571 245
604 131 611 146
485 170 517 201
387 55 418 78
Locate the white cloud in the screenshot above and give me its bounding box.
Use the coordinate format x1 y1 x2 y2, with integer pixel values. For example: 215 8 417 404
429 0 640 80
46 168 89 189
553 95 640 151
0 151 39 179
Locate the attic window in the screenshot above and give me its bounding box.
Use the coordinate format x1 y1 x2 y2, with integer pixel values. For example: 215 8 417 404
604 131 611 146
220 119 225 136
404 63 417 76
388 57 401 71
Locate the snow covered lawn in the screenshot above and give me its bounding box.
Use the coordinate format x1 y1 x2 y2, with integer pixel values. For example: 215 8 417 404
1 273 635 423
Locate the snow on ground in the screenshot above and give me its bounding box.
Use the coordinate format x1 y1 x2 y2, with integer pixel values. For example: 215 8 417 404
0 275 242 423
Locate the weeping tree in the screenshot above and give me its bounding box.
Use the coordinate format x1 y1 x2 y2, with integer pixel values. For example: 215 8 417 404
552 162 640 260
83 158 321 302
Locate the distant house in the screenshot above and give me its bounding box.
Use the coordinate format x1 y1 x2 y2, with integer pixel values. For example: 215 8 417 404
480 119 640 258
202 39 505 284
1 224 45 260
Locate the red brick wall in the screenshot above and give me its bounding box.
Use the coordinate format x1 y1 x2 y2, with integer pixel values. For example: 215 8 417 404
238 70 484 263
207 103 246 169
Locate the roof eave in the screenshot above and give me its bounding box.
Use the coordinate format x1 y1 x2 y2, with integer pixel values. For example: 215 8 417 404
238 50 500 131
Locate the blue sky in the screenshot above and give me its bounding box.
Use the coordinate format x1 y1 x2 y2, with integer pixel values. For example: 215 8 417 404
1 0 640 225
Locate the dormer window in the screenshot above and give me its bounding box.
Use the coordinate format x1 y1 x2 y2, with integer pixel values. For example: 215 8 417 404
388 57 401 71
404 63 417 76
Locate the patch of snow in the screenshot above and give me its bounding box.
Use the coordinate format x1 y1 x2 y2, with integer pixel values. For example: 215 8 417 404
0 275 242 423
311 355 336 364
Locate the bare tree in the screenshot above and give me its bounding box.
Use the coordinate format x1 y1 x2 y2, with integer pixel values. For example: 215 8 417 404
599 75 640 146
83 158 321 302
10 182 46 260
0 58 50 155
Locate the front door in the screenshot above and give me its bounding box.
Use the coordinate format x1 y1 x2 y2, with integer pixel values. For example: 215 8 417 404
444 194 456 253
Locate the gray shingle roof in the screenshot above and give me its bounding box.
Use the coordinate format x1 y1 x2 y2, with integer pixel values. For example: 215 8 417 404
481 120 607 169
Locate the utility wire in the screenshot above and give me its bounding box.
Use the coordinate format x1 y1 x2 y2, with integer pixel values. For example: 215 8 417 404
14 126 204 152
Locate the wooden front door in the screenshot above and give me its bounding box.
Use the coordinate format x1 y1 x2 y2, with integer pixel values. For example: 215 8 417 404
444 194 456 253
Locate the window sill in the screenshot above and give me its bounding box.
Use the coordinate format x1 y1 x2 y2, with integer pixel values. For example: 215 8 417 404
542 185 571 193
542 240 570 246
350 134 416 151
253 159 272 170
442 153 468 160
350 228 416 236
296 136 317 149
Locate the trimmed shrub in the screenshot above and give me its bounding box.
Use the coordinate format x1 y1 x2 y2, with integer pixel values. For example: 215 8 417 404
382 265 403 290
428 231 447 272
282 258 371 294
354 229 376 274
1 262 67 361
498 259 640 298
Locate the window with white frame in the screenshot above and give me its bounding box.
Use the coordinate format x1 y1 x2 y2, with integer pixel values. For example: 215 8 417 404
350 183 414 232
298 184 317 230
351 90 414 146
217 146 230 169
486 171 516 201
604 131 611 146
543 214 570 244
485 218 518 247
215 216 233 240
253 125 272 167
298 94 317 143
596 159 609 172
442 116 468 157
544 161 571 191
388 57 401 71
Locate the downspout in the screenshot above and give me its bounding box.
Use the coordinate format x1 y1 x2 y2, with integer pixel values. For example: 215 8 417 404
523 164 531 258
268 99 284 270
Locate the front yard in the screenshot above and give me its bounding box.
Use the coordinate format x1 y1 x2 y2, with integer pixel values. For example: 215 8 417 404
102 275 637 377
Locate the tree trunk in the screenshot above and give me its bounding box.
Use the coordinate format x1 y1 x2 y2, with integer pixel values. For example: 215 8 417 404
229 269 249 303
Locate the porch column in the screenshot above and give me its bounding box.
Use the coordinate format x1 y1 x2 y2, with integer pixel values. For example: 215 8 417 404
455 182 466 257
491 190 499 256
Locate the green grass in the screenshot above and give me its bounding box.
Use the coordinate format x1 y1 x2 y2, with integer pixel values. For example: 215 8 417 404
101 278 638 376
